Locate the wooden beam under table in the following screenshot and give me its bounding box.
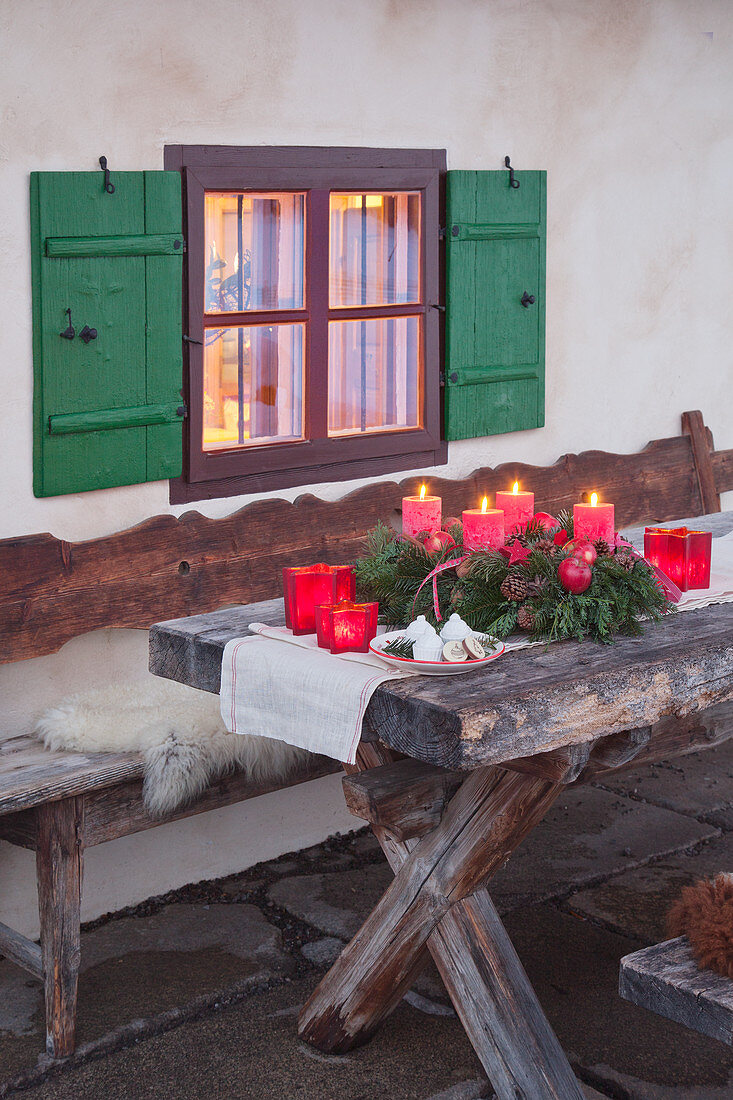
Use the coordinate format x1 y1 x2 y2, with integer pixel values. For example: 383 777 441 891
0 921 43 978
344 702 733 847
300 756 583 1099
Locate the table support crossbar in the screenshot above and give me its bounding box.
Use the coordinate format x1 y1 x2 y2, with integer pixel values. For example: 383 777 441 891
298 745 584 1100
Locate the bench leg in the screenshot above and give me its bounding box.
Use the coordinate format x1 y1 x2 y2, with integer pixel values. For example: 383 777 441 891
36 796 84 1058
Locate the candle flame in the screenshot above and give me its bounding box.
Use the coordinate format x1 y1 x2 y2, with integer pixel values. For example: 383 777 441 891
512 481 519 495
590 492 598 507
419 484 426 502
481 496 488 514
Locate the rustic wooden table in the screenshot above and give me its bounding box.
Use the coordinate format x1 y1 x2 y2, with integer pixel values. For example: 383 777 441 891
150 512 733 1100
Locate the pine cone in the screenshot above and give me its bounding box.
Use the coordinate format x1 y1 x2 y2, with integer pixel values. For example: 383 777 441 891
593 537 611 557
615 551 636 572
500 571 529 602
533 538 557 557
517 604 536 632
526 574 549 598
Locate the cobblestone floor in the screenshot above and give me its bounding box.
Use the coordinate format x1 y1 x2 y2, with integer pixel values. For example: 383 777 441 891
3 742 733 1098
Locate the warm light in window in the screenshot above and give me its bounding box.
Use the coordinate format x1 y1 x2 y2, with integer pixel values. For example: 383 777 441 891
419 484 426 501
481 496 488 513
590 492 598 507
512 481 519 495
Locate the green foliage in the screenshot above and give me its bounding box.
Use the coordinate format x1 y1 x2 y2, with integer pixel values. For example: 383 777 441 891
353 520 673 644
381 636 415 659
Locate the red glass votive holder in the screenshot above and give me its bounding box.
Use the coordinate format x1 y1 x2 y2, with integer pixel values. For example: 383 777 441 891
282 563 355 634
315 600 379 654
644 527 712 592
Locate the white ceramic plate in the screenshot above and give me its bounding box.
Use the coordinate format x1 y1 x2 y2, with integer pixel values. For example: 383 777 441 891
370 630 506 676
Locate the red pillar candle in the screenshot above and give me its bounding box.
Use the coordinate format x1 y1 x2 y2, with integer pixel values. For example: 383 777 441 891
282 563 355 635
495 482 534 535
315 600 379 654
573 493 615 544
402 483 441 538
462 497 505 551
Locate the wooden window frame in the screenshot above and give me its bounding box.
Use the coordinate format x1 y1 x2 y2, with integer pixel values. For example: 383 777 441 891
166 146 447 503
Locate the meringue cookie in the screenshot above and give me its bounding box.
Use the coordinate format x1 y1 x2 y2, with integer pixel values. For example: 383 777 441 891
405 615 430 640
439 613 472 643
412 624 443 661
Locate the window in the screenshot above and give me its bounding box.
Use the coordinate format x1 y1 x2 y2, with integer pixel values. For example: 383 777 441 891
166 147 446 501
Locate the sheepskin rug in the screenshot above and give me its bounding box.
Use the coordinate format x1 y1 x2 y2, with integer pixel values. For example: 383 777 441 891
34 677 315 818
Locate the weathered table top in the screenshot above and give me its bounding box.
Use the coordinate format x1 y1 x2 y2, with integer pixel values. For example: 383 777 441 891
149 512 733 770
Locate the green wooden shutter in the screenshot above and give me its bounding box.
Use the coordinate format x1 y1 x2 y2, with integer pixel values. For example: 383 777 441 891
444 169 546 441
31 170 184 496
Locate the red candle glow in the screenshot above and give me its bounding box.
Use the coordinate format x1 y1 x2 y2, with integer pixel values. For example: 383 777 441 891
495 481 534 535
462 496 505 551
573 492 615 544
315 600 379 654
283 563 355 635
644 527 712 592
402 483 441 538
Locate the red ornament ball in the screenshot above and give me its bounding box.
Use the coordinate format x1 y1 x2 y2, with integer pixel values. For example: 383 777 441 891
558 557 592 594
531 511 558 531
423 529 456 555
566 538 598 566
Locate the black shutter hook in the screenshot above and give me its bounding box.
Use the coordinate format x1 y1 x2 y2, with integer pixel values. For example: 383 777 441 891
504 156 520 189
60 307 75 340
99 155 115 194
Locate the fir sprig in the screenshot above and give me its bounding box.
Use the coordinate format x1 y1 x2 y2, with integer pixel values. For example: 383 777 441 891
353 519 672 644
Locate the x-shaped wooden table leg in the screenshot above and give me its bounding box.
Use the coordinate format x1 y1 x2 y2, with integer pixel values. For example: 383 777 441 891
298 744 584 1100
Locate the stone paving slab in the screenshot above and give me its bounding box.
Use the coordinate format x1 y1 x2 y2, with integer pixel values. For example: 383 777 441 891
268 788 717 938
0 902 290 1084
15 976 487 1100
599 740 733 831
503 903 733 1095
489 786 720 912
565 832 733 943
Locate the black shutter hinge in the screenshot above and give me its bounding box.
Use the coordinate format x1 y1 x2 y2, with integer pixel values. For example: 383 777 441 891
99 156 115 194
182 335 203 345
438 226 446 239
176 404 188 419
504 155 520 189
429 303 445 313
439 371 446 387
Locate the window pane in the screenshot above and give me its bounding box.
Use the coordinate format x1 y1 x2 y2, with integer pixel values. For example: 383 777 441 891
328 317 421 436
204 193 305 313
203 324 304 450
329 193 421 308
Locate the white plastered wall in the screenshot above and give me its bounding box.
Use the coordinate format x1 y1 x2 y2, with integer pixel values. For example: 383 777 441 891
0 0 731 937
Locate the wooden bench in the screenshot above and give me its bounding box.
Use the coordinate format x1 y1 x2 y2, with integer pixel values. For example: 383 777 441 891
0 408 730 1059
620 937 733 1046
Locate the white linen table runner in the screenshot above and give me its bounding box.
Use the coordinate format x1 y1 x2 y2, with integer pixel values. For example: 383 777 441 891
220 624 412 765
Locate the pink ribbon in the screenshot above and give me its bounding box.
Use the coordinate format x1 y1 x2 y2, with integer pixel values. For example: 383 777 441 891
411 555 468 622
409 536 682 623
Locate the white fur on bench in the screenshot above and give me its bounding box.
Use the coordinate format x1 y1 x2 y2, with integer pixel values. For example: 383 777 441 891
34 677 314 817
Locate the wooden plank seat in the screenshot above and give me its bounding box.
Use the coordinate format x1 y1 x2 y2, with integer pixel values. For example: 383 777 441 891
620 937 733 1046
0 735 338 1057
0 409 731 1060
